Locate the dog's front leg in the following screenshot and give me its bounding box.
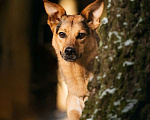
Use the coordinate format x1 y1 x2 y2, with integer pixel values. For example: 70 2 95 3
66 93 85 120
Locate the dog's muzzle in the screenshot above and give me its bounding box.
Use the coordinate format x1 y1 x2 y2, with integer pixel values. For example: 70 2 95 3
60 47 78 62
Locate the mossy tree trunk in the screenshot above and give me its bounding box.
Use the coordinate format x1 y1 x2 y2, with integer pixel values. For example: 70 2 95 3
81 0 150 120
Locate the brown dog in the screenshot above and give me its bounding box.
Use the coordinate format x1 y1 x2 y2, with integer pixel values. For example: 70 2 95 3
43 0 104 119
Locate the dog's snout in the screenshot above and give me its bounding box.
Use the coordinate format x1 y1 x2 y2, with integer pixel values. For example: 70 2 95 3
65 47 75 55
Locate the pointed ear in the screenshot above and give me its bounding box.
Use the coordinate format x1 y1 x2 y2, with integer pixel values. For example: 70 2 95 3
43 0 66 31
81 0 104 30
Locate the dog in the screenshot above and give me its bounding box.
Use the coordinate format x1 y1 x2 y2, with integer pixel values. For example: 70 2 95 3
43 0 104 119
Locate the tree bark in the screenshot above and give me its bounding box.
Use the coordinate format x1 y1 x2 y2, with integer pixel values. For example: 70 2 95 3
81 0 150 120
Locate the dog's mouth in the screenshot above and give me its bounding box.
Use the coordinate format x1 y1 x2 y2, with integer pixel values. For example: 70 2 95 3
60 51 82 62
62 54 77 62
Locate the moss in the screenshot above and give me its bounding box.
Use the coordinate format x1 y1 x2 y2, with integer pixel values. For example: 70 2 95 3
81 0 150 120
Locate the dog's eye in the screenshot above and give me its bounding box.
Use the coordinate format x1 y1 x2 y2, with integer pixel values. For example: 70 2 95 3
59 32 67 38
76 33 86 39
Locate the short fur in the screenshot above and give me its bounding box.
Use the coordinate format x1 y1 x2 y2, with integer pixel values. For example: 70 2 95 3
43 0 104 119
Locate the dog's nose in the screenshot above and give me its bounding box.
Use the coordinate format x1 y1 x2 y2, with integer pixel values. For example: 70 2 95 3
65 47 75 55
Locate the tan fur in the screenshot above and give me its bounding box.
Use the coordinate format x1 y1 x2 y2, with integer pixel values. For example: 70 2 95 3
67 110 81 120
43 0 104 119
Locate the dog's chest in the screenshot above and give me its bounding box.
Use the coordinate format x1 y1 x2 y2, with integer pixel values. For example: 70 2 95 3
59 61 92 84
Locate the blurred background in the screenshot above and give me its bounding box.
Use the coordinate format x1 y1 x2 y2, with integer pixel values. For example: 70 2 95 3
0 0 99 120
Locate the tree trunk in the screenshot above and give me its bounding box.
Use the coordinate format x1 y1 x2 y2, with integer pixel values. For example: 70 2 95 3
81 0 150 120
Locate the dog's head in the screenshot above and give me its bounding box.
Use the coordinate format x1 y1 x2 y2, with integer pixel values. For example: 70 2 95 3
44 0 104 62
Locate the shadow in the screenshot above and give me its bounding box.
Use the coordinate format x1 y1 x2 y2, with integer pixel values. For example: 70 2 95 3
0 0 97 119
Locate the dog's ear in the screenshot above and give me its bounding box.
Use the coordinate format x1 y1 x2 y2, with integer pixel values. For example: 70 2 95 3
43 0 66 31
81 0 104 30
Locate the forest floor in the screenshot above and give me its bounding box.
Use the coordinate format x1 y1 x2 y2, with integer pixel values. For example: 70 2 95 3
48 110 68 120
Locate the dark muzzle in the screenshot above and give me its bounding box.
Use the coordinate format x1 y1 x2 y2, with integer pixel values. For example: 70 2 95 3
65 47 75 55
61 47 77 62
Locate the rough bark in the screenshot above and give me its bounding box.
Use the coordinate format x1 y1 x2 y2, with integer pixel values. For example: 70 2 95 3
81 0 150 120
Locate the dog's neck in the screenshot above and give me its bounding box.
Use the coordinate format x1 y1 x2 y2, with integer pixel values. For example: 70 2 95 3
57 36 98 97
